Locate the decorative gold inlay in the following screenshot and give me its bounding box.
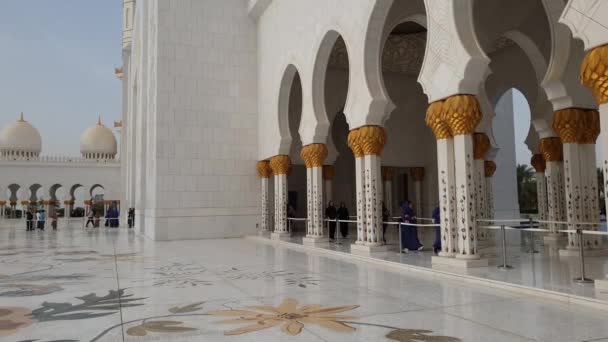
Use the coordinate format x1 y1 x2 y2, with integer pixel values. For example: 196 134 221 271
442 95 482 136
425 100 451 140
382 167 395 181
410 167 425 182
581 109 600 144
300 144 328 168
20 201 29 206
473 133 490 160
531 154 546 173
581 44 608 104
539 137 563 162
322 165 335 181
484 160 497 177
270 155 292 175
0 201 6 206
256 160 272 178
358 126 386 156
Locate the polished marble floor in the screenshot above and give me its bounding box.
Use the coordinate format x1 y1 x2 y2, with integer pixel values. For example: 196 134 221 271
2 222 608 341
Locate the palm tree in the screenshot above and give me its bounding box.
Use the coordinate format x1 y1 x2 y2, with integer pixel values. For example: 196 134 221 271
516 164 537 213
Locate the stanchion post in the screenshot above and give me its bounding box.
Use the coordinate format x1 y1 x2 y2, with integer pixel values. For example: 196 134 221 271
527 217 539 254
335 217 341 245
573 229 593 284
399 223 402 254
497 225 513 269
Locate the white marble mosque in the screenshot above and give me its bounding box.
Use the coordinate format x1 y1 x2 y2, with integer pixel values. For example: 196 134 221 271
3 0 608 341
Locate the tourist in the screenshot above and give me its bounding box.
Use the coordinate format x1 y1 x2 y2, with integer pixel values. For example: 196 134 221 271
432 206 441 254
400 200 423 252
106 202 120 228
26 207 34 231
382 202 389 243
337 202 349 239
50 209 58 231
325 201 337 240
85 207 94 227
128 208 135 228
37 210 45 230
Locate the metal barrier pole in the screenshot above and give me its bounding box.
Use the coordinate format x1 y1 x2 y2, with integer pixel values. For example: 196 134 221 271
573 229 593 284
335 218 341 245
399 223 402 254
497 225 513 269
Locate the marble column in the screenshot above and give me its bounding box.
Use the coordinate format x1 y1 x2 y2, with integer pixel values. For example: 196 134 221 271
0 201 5 219
531 154 548 229
270 155 291 241
20 201 28 223
301 144 328 246
256 160 272 235
484 161 496 221
473 133 490 241
382 167 394 215
553 108 587 250
540 137 565 240
580 110 601 249
349 126 387 254
410 167 425 217
426 101 457 258
322 165 335 207
348 129 367 246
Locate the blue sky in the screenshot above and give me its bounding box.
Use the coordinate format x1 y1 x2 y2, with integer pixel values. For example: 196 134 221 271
0 0 122 156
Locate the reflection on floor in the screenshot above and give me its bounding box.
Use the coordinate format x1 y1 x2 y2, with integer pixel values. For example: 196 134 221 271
278 225 608 303
2 223 608 341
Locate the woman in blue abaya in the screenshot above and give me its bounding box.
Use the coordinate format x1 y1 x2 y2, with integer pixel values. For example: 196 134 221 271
400 200 423 252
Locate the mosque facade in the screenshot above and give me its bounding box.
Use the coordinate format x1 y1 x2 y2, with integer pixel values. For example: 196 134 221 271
0 113 122 219
115 0 608 266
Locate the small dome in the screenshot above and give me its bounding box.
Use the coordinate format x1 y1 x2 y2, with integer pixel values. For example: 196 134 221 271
80 116 117 159
0 113 42 156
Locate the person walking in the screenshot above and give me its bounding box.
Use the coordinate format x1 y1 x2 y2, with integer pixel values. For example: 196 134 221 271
26 208 34 231
37 210 46 230
432 206 441 254
50 209 58 231
400 200 423 252
85 207 94 228
128 208 135 228
337 202 349 239
325 201 337 241
106 202 120 228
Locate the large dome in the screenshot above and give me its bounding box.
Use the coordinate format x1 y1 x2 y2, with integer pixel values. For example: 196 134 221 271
80 117 117 159
0 113 42 156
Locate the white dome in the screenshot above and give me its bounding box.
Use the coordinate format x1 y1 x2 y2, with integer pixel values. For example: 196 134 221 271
80 117 117 158
0 113 42 154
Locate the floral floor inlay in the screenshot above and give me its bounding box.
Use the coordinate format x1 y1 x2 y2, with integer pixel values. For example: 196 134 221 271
1 223 607 341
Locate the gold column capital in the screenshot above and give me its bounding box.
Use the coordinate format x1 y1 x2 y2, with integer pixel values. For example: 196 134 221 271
256 160 272 178
382 166 395 181
269 155 292 175
552 108 587 143
425 100 451 140
359 125 386 156
300 143 328 168
21 200 29 206
581 44 608 104
322 165 335 180
0 201 6 206
347 129 363 158
484 160 497 177
473 132 491 160
410 167 425 182
581 109 600 144
539 137 563 162
531 154 546 173
442 95 482 136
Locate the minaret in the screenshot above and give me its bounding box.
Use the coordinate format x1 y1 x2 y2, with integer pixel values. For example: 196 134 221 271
122 0 136 49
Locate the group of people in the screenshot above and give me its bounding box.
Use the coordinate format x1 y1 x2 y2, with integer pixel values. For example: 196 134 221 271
85 202 120 228
25 207 58 231
325 199 443 254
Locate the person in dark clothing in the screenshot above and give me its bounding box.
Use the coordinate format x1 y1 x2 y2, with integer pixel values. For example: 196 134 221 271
382 202 389 243
325 201 337 240
128 208 135 228
26 208 34 231
337 202 349 239
432 206 441 254
400 200 423 252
